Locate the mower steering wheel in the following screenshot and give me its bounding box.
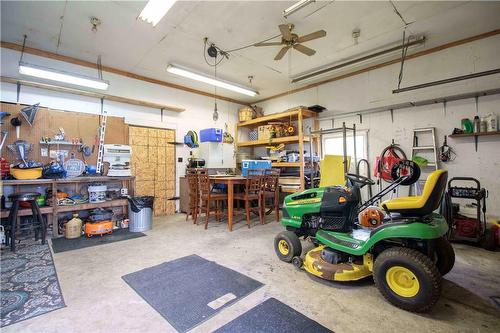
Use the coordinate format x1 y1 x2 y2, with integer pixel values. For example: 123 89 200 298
346 173 376 187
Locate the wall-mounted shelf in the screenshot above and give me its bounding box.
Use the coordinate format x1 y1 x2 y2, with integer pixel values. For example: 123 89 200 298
39 141 83 146
448 130 500 151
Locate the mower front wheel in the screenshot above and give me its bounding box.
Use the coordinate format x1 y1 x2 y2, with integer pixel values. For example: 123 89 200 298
373 247 441 312
274 231 302 263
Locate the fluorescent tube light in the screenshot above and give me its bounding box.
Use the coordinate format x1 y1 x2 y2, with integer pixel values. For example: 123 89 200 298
283 0 315 18
167 65 258 97
138 0 177 26
19 62 109 90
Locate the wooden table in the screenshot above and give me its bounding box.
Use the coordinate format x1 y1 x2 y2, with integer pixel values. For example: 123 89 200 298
209 176 246 231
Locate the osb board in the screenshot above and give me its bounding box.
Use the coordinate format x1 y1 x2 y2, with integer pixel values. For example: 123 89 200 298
129 125 176 216
1 102 128 166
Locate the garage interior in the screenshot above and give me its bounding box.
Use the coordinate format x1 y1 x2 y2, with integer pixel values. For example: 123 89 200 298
0 1 499 332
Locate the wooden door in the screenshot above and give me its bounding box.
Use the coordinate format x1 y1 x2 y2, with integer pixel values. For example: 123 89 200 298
129 126 176 216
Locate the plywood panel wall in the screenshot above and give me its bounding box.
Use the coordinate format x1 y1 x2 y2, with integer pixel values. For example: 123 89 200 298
129 126 176 216
0 102 128 166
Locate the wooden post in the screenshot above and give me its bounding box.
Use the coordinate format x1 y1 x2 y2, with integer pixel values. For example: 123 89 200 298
298 109 305 191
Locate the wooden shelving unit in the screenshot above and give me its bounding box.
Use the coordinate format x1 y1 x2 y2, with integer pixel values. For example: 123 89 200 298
235 107 319 193
1 176 135 230
449 130 500 151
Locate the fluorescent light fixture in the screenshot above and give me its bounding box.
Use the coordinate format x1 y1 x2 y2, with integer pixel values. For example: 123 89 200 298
138 0 177 26
292 36 426 83
19 62 109 90
167 65 258 97
283 0 315 18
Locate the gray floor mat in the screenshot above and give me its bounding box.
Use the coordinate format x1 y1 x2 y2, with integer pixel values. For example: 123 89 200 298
214 297 333 333
122 254 264 333
51 228 145 253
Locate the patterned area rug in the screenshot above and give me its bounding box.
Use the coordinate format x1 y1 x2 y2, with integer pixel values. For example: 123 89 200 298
1 242 66 327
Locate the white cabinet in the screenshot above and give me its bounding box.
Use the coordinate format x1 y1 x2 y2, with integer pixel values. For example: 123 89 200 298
198 142 235 168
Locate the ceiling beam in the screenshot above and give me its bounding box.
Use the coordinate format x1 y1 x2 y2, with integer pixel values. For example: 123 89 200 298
0 41 249 106
1 76 185 112
254 28 500 104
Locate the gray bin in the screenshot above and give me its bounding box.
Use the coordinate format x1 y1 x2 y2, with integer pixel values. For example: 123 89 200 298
128 206 152 232
127 196 154 232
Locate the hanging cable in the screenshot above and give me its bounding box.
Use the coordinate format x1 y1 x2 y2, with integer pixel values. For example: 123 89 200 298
397 29 412 90
19 34 27 63
213 53 219 121
97 55 103 80
225 33 281 53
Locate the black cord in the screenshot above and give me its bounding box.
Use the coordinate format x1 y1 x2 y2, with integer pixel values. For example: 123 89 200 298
225 34 281 53
397 30 411 90
20 34 27 63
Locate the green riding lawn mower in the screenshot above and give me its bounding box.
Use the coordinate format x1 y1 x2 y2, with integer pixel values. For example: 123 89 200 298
274 161 455 312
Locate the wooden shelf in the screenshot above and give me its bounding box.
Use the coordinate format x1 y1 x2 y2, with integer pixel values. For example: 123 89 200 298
57 199 128 213
281 187 301 193
272 162 301 167
237 108 317 128
1 206 53 218
237 136 310 148
448 130 500 138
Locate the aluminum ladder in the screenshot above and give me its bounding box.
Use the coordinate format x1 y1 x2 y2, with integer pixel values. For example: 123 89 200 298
411 127 438 195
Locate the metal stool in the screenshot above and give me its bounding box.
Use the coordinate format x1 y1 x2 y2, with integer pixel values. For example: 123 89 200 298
4 192 47 252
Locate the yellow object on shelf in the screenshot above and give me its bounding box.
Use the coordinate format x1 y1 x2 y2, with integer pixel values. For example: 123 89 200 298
238 106 254 122
10 167 43 180
319 155 350 187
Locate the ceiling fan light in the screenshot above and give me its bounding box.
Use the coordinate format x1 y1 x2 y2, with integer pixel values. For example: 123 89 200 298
138 0 177 26
283 0 316 18
19 62 109 90
167 65 258 97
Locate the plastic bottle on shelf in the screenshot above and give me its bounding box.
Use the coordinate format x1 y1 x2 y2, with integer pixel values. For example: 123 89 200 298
473 116 481 133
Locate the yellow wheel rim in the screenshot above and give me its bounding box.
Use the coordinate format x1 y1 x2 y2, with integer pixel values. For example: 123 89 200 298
278 240 290 256
385 266 420 298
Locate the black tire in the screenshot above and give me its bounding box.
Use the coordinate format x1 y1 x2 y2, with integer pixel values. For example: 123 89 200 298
274 231 302 263
480 228 496 251
373 247 441 312
292 256 303 270
435 237 455 276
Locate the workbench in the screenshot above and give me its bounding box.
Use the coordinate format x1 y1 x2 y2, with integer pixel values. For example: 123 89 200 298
1 176 135 231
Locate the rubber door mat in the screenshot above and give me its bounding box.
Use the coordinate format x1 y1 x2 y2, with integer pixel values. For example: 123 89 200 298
214 297 333 333
122 254 263 332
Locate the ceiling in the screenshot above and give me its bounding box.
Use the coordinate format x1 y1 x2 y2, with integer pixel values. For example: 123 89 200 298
2 1 500 103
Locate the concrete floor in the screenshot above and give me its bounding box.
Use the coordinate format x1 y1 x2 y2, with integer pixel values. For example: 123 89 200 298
4 214 500 333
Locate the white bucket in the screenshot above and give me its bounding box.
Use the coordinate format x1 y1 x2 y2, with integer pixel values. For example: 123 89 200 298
88 185 107 203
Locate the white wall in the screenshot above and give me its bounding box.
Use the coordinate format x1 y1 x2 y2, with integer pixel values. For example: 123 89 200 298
0 47 240 207
259 35 500 217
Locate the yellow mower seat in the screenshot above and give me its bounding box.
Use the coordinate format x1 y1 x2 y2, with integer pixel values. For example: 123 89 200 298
381 169 448 216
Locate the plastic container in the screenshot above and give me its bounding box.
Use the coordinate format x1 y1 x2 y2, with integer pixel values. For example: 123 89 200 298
200 128 223 142
128 196 154 232
10 167 42 180
241 160 272 176
88 184 107 203
484 113 497 132
473 116 481 133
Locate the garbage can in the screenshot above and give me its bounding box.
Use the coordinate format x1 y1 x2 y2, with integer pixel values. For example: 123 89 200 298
127 196 154 232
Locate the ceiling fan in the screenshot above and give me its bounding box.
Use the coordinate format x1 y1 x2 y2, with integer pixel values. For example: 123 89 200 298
254 24 327 61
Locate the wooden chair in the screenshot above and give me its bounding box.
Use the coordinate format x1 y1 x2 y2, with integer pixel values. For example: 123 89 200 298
186 168 200 224
262 168 281 222
198 172 228 229
234 169 264 228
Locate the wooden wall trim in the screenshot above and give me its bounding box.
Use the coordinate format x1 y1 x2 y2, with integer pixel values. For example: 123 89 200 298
1 76 185 112
253 28 500 104
0 41 249 106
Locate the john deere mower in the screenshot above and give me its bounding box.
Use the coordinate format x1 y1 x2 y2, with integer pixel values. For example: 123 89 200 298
274 161 455 312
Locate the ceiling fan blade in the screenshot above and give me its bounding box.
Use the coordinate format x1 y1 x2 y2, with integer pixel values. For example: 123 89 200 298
297 30 327 43
274 46 291 60
279 24 293 41
293 44 316 56
254 42 283 47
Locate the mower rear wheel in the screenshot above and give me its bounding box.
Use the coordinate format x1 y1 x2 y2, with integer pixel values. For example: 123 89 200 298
274 231 302 263
435 237 455 276
373 247 441 312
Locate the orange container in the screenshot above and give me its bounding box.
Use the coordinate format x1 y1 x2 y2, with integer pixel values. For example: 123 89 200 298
84 221 113 237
